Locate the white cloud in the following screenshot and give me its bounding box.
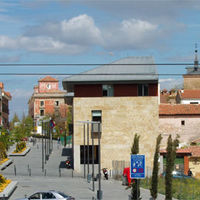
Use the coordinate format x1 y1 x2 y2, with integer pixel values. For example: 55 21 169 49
103 18 159 50
10 88 32 98
0 14 164 54
0 55 20 62
159 78 183 90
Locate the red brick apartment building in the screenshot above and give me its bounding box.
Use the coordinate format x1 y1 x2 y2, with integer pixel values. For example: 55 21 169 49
0 82 11 129
28 76 67 132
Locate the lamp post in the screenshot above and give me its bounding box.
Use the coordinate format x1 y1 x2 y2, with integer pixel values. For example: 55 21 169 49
77 120 102 199
0 88 2 126
87 121 90 176
83 124 86 179
97 122 102 200
42 121 44 172
91 123 95 191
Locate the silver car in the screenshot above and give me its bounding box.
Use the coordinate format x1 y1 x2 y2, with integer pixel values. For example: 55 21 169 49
16 190 75 200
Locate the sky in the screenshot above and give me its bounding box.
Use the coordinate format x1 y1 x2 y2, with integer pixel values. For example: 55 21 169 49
0 0 200 119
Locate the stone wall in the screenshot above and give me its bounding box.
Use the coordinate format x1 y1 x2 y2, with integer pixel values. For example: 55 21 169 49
159 117 200 148
184 76 200 89
73 97 159 172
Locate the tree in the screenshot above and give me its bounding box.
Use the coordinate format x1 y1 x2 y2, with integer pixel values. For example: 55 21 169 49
24 116 34 136
66 106 72 136
9 113 20 130
165 135 179 200
150 134 162 200
130 133 141 200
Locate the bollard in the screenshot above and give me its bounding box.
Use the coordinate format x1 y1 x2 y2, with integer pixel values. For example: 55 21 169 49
59 168 61 177
27 165 30 175
14 165 16 176
72 169 74 178
44 169 46 176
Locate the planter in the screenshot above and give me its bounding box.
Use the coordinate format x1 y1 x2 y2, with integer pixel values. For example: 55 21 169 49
0 181 17 198
8 147 31 156
0 159 13 170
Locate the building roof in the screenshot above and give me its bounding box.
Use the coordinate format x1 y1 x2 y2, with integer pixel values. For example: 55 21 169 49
160 146 200 157
183 146 200 157
39 76 58 82
160 148 191 155
181 90 200 99
160 93 169 104
159 104 200 115
4 91 11 98
62 56 158 92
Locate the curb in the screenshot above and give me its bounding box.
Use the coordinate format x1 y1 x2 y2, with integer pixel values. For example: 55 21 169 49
8 147 31 156
0 159 13 170
0 181 18 198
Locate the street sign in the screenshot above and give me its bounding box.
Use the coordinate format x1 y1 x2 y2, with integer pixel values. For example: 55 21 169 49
130 154 145 179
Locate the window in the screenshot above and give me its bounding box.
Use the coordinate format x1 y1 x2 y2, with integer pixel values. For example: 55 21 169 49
47 84 51 89
181 120 185 126
92 110 102 122
40 109 44 116
29 193 41 199
42 192 56 199
55 101 59 106
138 84 148 96
92 110 102 135
40 101 44 106
190 102 199 104
102 85 113 96
80 145 99 164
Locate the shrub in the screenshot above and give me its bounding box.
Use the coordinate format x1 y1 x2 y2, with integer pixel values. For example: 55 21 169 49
0 142 7 161
0 174 6 184
15 141 26 153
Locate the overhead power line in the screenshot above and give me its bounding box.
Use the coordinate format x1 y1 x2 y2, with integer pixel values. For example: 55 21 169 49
0 63 196 66
0 73 187 76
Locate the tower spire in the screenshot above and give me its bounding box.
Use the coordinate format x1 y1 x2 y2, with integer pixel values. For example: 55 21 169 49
194 43 198 71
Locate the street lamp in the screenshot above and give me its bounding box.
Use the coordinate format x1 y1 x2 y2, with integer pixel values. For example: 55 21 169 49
0 88 2 126
77 120 102 199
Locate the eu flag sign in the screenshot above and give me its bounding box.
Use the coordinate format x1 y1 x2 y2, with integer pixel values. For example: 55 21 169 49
130 154 145 179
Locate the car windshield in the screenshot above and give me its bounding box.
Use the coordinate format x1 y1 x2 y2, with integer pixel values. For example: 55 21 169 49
57 192 69 198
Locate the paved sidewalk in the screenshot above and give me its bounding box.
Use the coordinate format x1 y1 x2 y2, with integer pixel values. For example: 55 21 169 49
2 140 166 200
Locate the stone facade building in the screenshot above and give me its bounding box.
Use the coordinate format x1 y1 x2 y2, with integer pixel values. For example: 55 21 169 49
28 76 67 131
62 56 159 173
0 82 11 129
159 104 200 148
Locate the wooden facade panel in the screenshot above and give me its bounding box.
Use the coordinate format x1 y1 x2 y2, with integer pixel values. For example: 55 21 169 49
114 84 138 96
149 83 158 96
74 84 102 97
75 83 158 97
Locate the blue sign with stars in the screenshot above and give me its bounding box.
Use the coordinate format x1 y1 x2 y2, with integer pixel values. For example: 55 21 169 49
130 154 145 179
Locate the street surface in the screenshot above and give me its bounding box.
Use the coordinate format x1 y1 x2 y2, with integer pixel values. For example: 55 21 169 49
2 140 167 200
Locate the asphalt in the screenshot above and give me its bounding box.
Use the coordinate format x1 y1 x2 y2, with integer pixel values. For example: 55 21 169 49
1 140 167 200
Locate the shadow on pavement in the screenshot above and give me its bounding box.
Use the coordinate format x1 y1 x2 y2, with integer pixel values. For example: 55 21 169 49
61 148 74 169
62 148 72 157
59 161 67 169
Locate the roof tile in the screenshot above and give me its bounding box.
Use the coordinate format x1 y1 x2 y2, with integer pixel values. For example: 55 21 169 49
159 104 200 115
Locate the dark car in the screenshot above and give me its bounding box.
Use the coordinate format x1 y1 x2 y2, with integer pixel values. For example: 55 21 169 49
16 190 75 200
161 170 193 179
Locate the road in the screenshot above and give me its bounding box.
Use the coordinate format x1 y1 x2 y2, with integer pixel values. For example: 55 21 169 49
1 140 166 200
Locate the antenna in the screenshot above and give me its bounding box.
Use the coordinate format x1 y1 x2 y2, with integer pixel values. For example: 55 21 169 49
194 43 198 71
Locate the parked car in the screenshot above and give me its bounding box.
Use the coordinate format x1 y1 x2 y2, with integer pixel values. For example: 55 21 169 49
16 190 75 200
161 170 193 179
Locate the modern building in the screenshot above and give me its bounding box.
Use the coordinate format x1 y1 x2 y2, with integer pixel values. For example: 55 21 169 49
0 82 11 129
62 56 159 173
28 76 67 133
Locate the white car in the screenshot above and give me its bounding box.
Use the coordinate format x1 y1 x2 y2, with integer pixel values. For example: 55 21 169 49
16 190 75 200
